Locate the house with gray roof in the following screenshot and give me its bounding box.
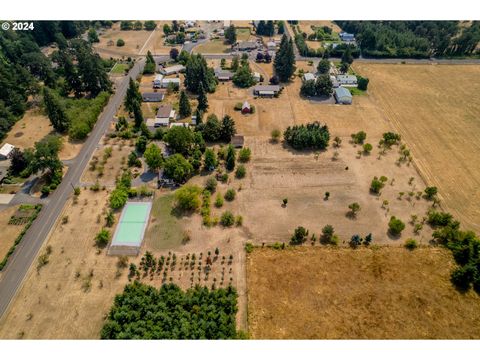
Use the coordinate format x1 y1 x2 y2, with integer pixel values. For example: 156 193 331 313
253 85 281 97
142 92 165 102
214 67 234 81
336 74 358 87
334 87 352 105
238 41 258 51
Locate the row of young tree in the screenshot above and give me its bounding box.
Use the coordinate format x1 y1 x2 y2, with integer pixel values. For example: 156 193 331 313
101 281 239 339
336 21 480 58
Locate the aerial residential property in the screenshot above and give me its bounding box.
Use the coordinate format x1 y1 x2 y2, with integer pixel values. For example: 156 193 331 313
0 9 480 360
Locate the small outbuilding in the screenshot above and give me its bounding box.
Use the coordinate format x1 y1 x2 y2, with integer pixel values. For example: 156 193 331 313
241 101 251 114
267 41 277 51
231 135 245 148
253 72 261 82
0 143 15 160
153 105 176 127
159 78 181 89
334 87 353 105
238 41 257 51
153 74 164 88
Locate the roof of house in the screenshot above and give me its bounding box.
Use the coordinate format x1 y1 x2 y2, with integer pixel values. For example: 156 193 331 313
161 65 185 73
267 41 276 47
142 92 164 101
154 74 164 81
242 101 250 109
0 143 14 157
303 73 316 81
238 41 257 49
231 135 245 147
162 78 180 83
334 86 352 99
214 67 233 78
169 122 190 128
254 85 280 92
253 72 261 78
156 105 174 118
336 74 358 82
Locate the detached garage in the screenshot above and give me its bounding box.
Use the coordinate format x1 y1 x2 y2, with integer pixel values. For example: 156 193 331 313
334 87 352 105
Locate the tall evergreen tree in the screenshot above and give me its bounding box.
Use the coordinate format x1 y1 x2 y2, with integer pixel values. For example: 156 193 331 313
132 102 144 129
178 90 192 118
124 78 142 114
197 84 208 112
225 145 236 171
221 115 236 142
274 34 296 82
225 25 237 45
43 87 70 133
184 54 217 94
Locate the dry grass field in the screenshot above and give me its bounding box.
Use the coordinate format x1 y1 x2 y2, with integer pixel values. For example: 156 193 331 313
0 207 25 262
247 247 480 339
3 108 83 161
193 39 231 54
354 64 480 232
298 20 342 34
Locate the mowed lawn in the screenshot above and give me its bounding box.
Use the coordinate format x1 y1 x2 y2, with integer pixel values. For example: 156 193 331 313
110 63 129 74
194 39 231 54
353 64 480 233
247 247 480 339
144 193 184 251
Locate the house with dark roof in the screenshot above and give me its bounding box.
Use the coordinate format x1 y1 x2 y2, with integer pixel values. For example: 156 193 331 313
142 92 165 102
253 85 281 97
238 41 258 51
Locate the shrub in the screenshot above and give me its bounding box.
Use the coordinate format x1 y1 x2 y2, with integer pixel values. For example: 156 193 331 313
205 177 217 193
271 129 281 142
290 226 308 245
370 176 385 194
427 211 454 227
95 229 110 248
245 242 254 253
351 131 366 144
348 202 360 216
220 211 235 227
450 265 474 291
363 143 373 154
214 193 224 208
235 215 243 226
320 224 336 245
109 188 128 209
238 147 251 163
175 185 202 211
357 76 369 91
404 238 418 250
116 39 125 47
349 234 363 248
224 189 236 201
388 216 405 236
234 102 243 111
235 165 246 179
424 186 438 200
74 187 81 196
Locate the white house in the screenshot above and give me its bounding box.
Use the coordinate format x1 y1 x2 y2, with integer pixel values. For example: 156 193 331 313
159 65 185 76
330 75 339 88
160 78 181 89
253 85 280 97
0 143 14 160
336 74 358 87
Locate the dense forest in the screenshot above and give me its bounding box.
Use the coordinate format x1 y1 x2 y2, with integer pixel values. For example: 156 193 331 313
0 21 111 140
101 282 239 339
336 21 480 58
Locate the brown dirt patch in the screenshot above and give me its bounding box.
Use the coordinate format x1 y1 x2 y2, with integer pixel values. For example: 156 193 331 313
247 246 480 339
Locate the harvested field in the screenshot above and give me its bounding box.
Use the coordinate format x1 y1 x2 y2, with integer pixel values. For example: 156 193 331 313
353 63 480 232
247 247 480 339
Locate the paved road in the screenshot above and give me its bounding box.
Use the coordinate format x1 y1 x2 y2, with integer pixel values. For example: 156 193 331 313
0 58 146 320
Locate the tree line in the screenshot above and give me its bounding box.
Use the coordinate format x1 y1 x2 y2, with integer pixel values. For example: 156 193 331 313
336 21 480 58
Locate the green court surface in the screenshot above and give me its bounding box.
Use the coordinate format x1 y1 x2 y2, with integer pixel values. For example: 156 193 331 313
111 202 152 247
